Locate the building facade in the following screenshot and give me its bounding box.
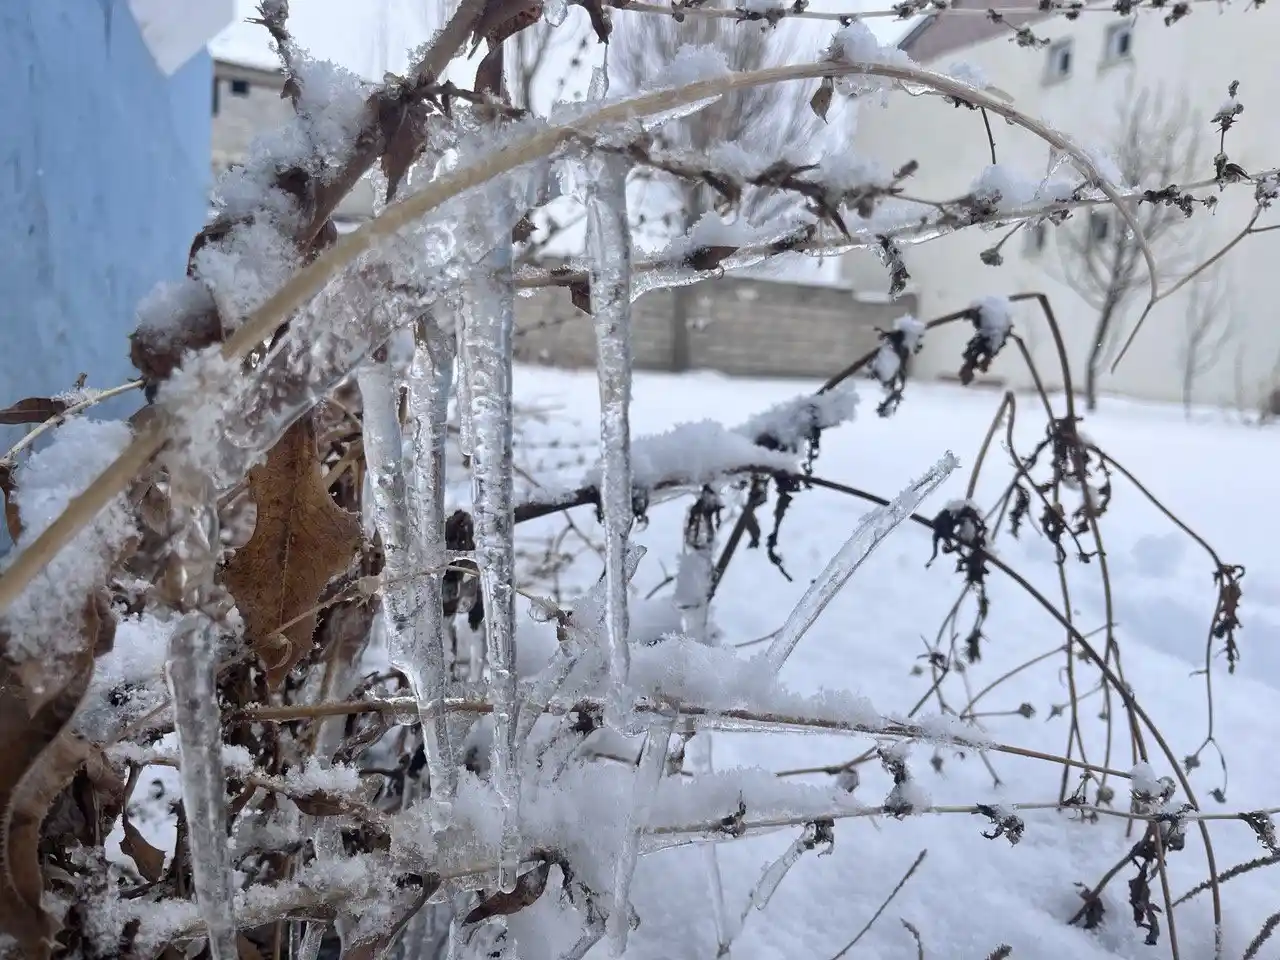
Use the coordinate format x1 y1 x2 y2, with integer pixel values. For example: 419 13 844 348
846 3 1280 413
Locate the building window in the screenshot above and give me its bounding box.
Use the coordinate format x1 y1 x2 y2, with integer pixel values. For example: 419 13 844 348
211 78 220 116
1026 221 1048 255
1103 21 1134 63
230 78 251 96
1045 39 1073 83
1088 209 1111 245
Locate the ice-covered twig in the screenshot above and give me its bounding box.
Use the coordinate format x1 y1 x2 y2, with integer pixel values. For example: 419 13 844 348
608 713 677 955
765 451 959 673
584 151 636 728
0 58 1169 608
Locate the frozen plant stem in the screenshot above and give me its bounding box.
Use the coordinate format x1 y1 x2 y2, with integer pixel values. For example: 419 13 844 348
586 152 636 727
464 243 522 892
166 617 237 960
609 714 676 955
765 451 959 673
405 319 460 814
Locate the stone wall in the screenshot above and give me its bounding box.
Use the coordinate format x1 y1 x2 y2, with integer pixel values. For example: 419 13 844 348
514 275 917 379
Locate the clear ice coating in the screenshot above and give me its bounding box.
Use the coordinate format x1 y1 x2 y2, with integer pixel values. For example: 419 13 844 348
462 242 522 892
765 451 959 673
404 319 460 819
584 151 636 729
608 716 675 956
356 343 456 829
165 616 238 960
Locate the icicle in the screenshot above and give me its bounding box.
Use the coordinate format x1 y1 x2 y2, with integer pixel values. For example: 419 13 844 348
584 150 636 730
674 486 721 645
463 241 522 892
608 714 675 956
296 923 326 960
166 616 237 960
689 735 735 951
402 318 460 821
765 451 959 673
747 821 826 912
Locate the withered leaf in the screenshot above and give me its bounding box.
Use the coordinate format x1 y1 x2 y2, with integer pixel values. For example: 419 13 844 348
0 658 93 960
379 100 430 204
463 861 551 925
684 245 736 272
223 414 361 688
0 397 68 426
120 815 166 881
291 791 351 818
810 75 835 123
576 0 613 43
569 280 592 315
1 463 22 542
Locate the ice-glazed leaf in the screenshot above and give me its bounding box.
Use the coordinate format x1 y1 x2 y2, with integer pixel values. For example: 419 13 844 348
463 861 551 925
223 414 361 688
0 657 93 960
0 397 68 426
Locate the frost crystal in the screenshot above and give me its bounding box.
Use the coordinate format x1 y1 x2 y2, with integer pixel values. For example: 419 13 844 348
1 418 136 670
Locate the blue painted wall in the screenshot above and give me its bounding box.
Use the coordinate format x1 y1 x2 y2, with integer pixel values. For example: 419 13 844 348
0 0 210 415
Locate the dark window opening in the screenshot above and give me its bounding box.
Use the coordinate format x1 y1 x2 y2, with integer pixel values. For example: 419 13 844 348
1089 211 1111 244
230 78 251 96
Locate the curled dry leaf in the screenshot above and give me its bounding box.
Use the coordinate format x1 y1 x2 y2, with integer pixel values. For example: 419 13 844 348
0 397 69 426
120 814 167 882
1 463 22 542
463 860 552 925
0 657 94 960
223 414 362 688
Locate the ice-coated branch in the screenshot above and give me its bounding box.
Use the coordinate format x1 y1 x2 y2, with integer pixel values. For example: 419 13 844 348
463 241 522 892
765 451 959 673
404 318 460 816
585 151 636 726
608 713 677 956
0 57 1166 608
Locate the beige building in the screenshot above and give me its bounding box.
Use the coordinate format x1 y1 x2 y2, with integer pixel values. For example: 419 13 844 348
210 55 375 225
846 2 1280 413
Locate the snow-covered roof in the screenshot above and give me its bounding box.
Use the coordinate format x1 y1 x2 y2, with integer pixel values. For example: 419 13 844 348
131 0 236 75
208 0 438 79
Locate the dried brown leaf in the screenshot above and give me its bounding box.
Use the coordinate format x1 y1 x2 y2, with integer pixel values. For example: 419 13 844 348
1 463 22 542
0 398 68 426
292 792 351 818
569 280 592 315
378 101 431 204
223 414 361 688
463 861 551 924
121 815 166 881
0 657 93 960
810 75 834 123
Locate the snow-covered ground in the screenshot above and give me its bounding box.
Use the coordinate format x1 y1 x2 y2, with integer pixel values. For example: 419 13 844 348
504 364 1280 960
